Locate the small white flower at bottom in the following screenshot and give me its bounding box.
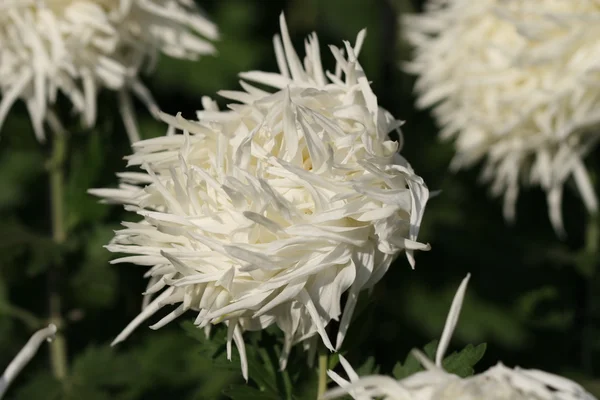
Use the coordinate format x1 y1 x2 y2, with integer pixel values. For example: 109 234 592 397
323 274 596 400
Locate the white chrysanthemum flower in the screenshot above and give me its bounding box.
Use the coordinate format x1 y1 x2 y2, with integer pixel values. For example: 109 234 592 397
0 0 218 142
324 274 597 400
90 14 429 379
403 0 600 234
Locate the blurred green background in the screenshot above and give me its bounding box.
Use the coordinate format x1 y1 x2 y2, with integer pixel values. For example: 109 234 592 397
1 0 599 398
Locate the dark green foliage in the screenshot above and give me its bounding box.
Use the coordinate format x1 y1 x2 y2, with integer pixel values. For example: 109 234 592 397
0 0 599 399
0 150 44 211
183 322 316 399
65 131 109 231
391 342 435 380
391 341 486 380
70 227 119 309
442 343 487 378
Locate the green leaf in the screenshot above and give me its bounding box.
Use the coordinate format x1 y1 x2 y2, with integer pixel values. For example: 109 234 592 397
422 341 438 360
182 322 242 373
392 345 426 380
355 356 379 376
442 343 487 378
327 353 340 370
392 341 486 380
183 322 293 398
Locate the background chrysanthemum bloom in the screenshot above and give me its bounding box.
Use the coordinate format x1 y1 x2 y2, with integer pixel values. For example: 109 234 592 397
90 14 429 379
324 275 597 400
0 0 218 142
403 0 600 234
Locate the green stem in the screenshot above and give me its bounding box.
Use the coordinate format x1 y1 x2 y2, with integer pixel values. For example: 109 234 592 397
46 111 68 381
282 367 293 400
317 353 328 399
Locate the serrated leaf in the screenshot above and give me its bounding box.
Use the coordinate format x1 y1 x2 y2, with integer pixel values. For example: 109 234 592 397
183 322 287 397
182 322 240 372
392 348 424 380
244 348 279 394
442 343 487 377
392 341 486 380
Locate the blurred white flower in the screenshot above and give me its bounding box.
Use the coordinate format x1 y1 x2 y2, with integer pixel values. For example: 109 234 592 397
90 13 429 379
403 0 600 234
324 274 596 400
0 0 217 142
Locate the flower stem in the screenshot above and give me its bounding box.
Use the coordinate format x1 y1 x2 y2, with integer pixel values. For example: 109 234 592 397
46 111 68 381
317 353 328 399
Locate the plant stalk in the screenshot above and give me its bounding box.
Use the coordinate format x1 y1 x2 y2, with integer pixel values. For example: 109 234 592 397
47 112 68 381
317 353 328 399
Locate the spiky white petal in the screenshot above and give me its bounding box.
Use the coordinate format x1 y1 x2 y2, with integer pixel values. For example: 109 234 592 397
91 13 429 378
403 0 600 234
0 0 217 142
324 274 596 400
0 324 57 399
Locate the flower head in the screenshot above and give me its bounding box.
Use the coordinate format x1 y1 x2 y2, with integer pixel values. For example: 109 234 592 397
90 14 429 379
324 274 596 400
403 0 600 234
0 0 217 142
